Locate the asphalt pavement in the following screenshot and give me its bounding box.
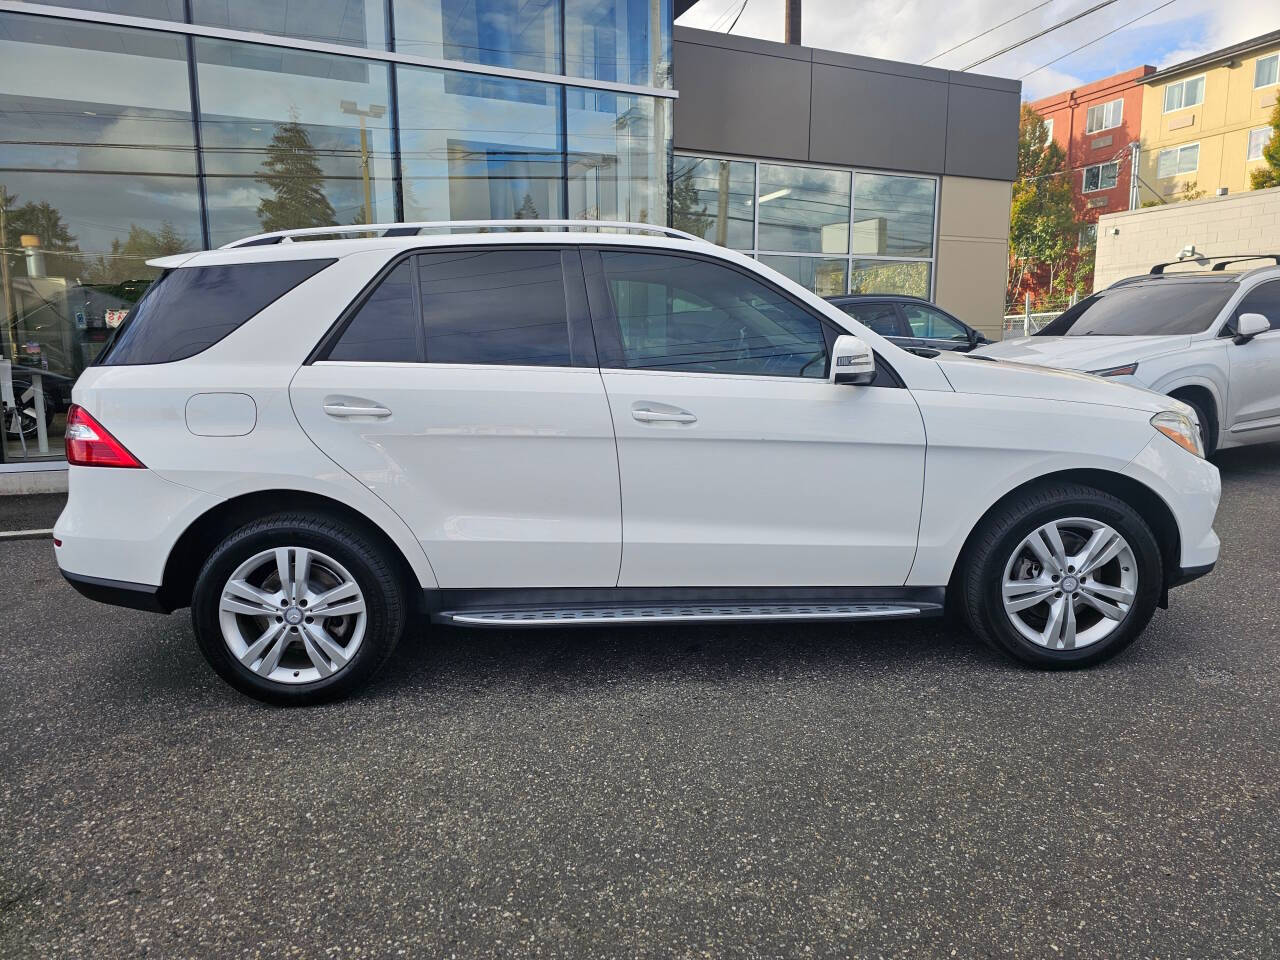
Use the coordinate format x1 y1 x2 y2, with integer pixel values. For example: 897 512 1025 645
2 446 1278 958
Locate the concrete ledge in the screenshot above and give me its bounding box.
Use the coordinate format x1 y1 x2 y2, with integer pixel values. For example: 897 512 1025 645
0 463 69 495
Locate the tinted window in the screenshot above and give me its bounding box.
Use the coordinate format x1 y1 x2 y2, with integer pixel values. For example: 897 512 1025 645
419 250 571 365
902 304 967 341
98 258 334 365
836 302 902 337
1036 281 1237 337
328 261 421 361
1235 280 1280 331
600 251 827 378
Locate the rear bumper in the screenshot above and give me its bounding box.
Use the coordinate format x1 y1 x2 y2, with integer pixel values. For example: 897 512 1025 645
60 569 170 613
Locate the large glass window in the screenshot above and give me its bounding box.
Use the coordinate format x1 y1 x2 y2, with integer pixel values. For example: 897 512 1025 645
600 250 827 377
30 1 184 20
194 39 395 246
565 0 672 88
757 164 850 255
850 260 931 298
192 0 387 50
758 256 847 298
852 173 935 258
568 89 668 224
394 0 559 73
398 67 563 222
671 156 754 249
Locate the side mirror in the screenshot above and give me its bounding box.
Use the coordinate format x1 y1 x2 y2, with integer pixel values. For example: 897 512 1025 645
831 334 876 386
1233 312 1270 344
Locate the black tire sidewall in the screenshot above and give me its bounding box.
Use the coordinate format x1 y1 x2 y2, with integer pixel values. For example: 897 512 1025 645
192 517 404 705
1181 395 1217 457
977 495 1162 668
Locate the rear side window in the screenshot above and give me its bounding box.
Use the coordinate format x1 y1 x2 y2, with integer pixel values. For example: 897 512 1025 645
327 261 421 362
98 258 334 365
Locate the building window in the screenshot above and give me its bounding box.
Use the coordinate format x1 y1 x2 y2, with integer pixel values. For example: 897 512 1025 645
566 89 669 224
758 256 848 297
670 156 755 249
1163 75 1205 113
1078 224 1097 250
1156 143 1199 179
1256 53 1279 89
192 0 389 51
564 0 673 88
1082 162 1119 193
1085 98 1123 134
852 173 936 258
1248 127 1274 162
393 0 560 74
1043 117 1054 147
849 260 930 299
757 164 851 255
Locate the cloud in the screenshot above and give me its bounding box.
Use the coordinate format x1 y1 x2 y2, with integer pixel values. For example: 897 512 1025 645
677 0 1276 98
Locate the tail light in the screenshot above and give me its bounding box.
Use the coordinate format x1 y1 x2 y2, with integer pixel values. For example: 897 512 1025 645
65 404 145 468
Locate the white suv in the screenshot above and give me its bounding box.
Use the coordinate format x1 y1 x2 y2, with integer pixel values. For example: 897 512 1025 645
975 258 1280 454
54 222 1221 704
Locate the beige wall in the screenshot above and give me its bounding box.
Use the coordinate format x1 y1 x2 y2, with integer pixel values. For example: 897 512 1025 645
1093 185 1280 288
934 175 1012 338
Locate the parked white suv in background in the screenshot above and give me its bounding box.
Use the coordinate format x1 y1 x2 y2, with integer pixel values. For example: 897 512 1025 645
54 222 1221 704
975 257 1280 455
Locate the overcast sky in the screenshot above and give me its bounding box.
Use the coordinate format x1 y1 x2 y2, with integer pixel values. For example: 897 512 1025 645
676 0 1279 100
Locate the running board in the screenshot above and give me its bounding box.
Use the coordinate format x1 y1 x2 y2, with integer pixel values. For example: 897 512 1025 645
434 601 937 628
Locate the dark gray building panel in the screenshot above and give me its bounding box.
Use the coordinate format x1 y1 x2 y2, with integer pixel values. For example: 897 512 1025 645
943 84 1021 181
808 63 948 175
672 38 813 162
673 26 1020 182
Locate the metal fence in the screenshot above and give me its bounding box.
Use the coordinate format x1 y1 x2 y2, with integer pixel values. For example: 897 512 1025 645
1001 311 1062 339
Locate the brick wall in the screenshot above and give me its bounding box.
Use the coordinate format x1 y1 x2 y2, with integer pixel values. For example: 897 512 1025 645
1093 185 1280 288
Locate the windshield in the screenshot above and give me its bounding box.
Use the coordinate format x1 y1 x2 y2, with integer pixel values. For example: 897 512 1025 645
1035 281 1236 337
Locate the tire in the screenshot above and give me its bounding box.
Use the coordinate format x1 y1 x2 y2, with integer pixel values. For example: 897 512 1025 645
1177 393 1218 457
959 483 1163 669
191 512 407 705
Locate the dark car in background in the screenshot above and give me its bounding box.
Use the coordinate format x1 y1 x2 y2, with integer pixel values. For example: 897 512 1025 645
826 295 990 353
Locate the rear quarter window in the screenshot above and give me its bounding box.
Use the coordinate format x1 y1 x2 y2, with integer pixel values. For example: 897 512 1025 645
97 258 335 365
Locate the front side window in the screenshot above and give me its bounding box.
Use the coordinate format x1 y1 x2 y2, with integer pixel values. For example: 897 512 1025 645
1156 143 1199 178
1248 127 1273 161
1256 54 1279 89
1235 280 1280 332
902 304 966 341
1085 98 1123 133
1083 161 1119 192
598 251 828 378
1163 75 1205 112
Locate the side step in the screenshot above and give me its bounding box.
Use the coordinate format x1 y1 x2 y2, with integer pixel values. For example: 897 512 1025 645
434 601 936 628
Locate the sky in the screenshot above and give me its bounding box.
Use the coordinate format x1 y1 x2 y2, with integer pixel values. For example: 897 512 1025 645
676 0 1280 100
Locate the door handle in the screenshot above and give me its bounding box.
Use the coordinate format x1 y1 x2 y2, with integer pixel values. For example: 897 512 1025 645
632 407 697 424
323 401 392 418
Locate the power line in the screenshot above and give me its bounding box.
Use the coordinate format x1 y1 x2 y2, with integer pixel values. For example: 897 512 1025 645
1019 0 1180 77
726 0 752 34
961 0 1125 71
706 0 745 31
922 0 1058 65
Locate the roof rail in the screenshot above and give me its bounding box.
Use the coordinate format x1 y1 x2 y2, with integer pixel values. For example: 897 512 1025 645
221 220 708 249
1149 253 1280 274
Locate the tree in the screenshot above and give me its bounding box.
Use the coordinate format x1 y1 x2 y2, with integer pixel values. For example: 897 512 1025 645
1008 105 1078 307
1250 101 1280 191
84 222 188 285
255 116 336 233
1 186 82 282
670 162 712 239
514 193 539 219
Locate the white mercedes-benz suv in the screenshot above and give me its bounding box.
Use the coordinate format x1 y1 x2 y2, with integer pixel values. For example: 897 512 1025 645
54 222 1221 704
976 257 1280 455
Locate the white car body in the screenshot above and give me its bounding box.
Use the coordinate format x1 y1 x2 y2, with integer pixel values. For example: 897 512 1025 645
51 224 1222 699
975 266 1280 452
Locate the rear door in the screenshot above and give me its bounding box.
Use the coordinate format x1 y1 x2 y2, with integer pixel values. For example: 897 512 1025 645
291 246 622 588
585 248 926 588
1225 278 1280 443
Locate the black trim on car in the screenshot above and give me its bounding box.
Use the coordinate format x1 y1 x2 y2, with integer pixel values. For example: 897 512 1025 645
1167 561 1215 589
61 570 171 614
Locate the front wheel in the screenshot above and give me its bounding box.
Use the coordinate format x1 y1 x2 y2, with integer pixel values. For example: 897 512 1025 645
960 484 1163 668
191 513 407 705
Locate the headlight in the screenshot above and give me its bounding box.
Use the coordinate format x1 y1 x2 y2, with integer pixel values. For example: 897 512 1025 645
1089 362 1139 377
1151 410 1204 458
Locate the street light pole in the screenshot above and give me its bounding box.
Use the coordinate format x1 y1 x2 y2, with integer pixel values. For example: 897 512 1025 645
339 100 387 225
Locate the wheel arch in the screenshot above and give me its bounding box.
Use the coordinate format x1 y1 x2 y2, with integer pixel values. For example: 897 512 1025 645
158 489 424 613
1165 382 1220 451
947 468 1181 596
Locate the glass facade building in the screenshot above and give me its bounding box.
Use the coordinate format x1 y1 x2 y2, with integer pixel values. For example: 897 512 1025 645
0 1 671 462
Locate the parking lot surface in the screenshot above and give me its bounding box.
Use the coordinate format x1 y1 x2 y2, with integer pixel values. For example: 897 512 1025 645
2 447 1279 959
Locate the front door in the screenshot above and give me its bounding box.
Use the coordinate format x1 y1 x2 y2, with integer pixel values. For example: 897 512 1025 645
584 248 926 588
1225 279 1280 444
292 247 621 588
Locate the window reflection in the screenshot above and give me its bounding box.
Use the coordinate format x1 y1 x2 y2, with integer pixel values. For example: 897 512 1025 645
671 155 754 249
565 0 672 87
567 89 668 223
31 0 184 20
759 255 848 297
852 173 935 258
849 259 931 298
757 164 850 255
394 0 560 74
194 39 394 243
399 68 564 222
192 0 388 50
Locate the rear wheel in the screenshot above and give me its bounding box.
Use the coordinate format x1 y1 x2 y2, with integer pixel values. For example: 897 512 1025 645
960 484 1163 668
192 513 406 705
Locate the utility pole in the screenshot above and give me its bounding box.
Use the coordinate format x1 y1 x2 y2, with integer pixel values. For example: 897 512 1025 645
785 0 801 44
340 100 387 225
1128 141 1141 210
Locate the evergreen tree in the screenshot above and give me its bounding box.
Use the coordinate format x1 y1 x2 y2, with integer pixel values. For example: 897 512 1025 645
255 117 336 232
1250 102 1280 191
85 221 188 284
670 164 712 239
514 193 539 219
